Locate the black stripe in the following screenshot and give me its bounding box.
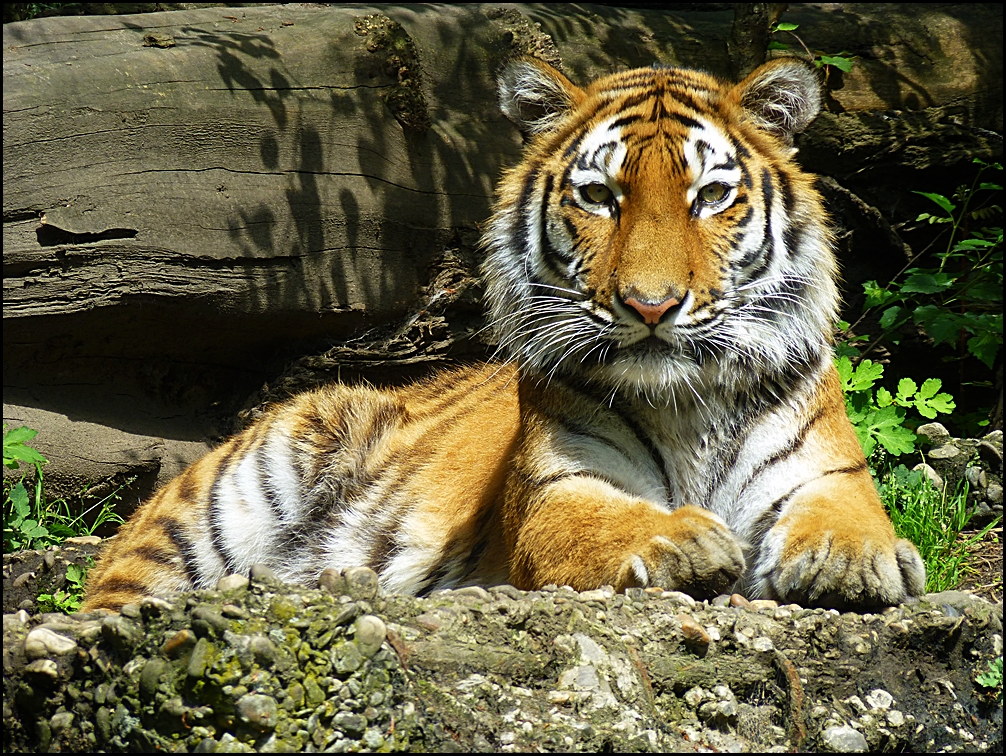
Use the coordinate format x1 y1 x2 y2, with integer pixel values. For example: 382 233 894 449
748 459 871 547
286 399 410 557
561 381 671 496
562 129 589 160
517 165 541 263
207 444 241 575
90 578 151 604
743 167 776 282
128 545 178 567
669 111 703 130
158 516 202 587
611 114 642 130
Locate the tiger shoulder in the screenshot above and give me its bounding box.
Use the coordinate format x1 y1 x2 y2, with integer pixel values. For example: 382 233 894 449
83 56 925 612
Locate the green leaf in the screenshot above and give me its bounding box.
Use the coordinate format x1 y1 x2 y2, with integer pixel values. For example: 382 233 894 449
967 332 1002 368
9 482 30 522
767 40 789 51
774 22 799 31
954 237 997 250
66 563 86 586
853 422 876 457
818 54 853 73
876 387 893 407
862 280 896 309
833 341 862 360
895 378 917 403
19 519 50 541
920 392 956 418
900 272 954 294
914 378 940 401
914 191 956 216
872 414 917 456
966 281 1004 302
914 306 966 345
3 426 47 470
879 305 906 330
3 426 38 446
848 359 884 392
835 355 854 385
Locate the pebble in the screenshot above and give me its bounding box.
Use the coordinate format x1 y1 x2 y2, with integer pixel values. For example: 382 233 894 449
25 627 78 659
865 688 894 711
249 563 280 583
821 724 869 752
677 613 711 648
236 693 278 730
217 574 250 592
986 484 1003 505
343 567 379 600
25 659 59 679
353 615 387 658
927 444 961 460
912 463 944 491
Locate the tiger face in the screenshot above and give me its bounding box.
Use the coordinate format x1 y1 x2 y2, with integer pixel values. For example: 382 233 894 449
485 59 837 400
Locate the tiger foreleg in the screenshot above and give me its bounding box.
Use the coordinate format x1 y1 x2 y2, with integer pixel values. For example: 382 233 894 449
508 476 745 597
752 472 926 609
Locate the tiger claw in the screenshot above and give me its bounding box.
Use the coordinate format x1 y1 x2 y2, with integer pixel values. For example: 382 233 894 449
615 506 745 599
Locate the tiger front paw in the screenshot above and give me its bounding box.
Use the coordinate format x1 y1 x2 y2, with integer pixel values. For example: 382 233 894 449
615 505 746 598
757 518 926 610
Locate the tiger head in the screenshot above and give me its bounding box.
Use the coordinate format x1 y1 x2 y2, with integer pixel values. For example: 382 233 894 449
483 58 838 401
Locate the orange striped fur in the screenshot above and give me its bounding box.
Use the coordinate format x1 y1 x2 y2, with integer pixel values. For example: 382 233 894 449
84 58 924 612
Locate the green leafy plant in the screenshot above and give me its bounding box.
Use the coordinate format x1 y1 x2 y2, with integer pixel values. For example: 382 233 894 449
878 464 1000 593
858 160 1003 372
4 424 126 553
769 22 856 73
37 561 90 614
4 425 52 551
836 356 955 457
975 656 1003 701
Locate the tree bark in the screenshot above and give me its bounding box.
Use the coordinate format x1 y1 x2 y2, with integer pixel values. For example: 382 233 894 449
3 2 1002 504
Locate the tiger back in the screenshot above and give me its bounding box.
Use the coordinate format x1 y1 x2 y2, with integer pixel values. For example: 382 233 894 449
84 57 925 612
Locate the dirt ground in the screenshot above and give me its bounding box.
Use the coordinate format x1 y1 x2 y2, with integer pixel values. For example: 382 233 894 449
957 525 1004 604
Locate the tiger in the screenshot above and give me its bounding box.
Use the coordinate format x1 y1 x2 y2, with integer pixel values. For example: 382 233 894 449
83 56 926 613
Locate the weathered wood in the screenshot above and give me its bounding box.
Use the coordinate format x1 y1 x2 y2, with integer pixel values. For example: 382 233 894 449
2 3 1001 506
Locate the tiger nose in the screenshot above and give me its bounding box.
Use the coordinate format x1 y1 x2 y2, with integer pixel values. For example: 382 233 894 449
619 291 684 325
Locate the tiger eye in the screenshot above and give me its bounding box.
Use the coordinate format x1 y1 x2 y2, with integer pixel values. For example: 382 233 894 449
582 183 612 204
698 182 729 204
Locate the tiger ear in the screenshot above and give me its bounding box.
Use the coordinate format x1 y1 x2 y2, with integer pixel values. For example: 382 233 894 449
732 58 822 144
498 58 584 135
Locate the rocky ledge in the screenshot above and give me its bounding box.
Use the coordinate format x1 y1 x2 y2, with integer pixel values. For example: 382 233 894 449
915 427 1003 527
2 564 1002 754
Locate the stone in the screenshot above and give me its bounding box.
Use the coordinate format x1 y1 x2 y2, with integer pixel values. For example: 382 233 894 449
318 568 347 595
965 466 987 490
912 463 944 491
216 574 250 592
927 444 961 460
236 694 278 731
343 567 379 600
25 659 59 679
25 627 78 659
249 563 280 584
332 711 367 738
821 725 869 752
916 423 951 445
353 615 387 658
986 484 1002 505
977 440 1002 465
865 688 894 710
